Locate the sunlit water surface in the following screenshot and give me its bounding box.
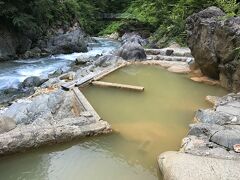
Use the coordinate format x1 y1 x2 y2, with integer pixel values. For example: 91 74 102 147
0 65 227 180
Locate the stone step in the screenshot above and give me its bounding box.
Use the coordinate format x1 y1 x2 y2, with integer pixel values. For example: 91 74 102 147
147 54 194 62
145 48 193 57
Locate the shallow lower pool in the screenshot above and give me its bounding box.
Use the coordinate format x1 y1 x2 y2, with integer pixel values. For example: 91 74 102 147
0 65 227 180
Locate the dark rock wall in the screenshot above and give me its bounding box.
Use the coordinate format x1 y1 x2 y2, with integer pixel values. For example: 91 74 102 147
0 23 87 61
186 7 240 92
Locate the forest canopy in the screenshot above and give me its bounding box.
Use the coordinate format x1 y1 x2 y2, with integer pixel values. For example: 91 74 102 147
0 0 239 45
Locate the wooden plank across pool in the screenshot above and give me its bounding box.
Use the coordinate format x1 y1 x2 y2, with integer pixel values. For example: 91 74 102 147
62 63 128 90
92 81 144 91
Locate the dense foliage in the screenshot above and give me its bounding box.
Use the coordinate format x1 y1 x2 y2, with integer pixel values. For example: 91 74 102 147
102 0 239 46
0 0 130 36
0 0 239 45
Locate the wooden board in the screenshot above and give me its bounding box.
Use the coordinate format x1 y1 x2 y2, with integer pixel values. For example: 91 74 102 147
93 63 127 81
92 81 144 91
72 87 101 121
62 63 127 90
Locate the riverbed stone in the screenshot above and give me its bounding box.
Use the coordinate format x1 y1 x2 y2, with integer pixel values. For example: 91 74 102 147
159 151 240 180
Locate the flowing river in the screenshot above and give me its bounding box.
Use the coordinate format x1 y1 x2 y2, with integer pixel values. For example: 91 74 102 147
0 38 120 90
0 39 227 180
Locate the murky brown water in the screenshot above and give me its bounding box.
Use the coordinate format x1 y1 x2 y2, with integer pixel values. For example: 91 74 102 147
0 65 227 180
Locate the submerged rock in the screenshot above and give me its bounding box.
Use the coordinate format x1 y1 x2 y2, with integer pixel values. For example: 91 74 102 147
167 64 190 74
186 6 240 91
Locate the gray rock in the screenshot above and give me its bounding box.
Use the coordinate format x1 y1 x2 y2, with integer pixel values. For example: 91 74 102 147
40 27 88 55
159 151 240 180
181 135 239 160
186 6 240 91
23 47 42 59
216 104 240 116
48 68 64 78
0 116 16 133
94 55 123 67
211 128 240 150
0 117 111 155
188 123 224 137
166 49 174 56
121 32 148 46
75 56 90 65
195 109 232 125
20 76 48 89
59 71 75 81
117 42 146 60
3 90 75 124
0 88 34 106
41 77 61 88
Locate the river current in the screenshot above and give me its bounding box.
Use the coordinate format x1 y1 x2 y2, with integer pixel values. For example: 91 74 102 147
0 38 120 90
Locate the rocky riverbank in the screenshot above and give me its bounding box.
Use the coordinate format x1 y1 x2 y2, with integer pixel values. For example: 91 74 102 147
158 93 240 180
0 23 88 61
186 6 240 92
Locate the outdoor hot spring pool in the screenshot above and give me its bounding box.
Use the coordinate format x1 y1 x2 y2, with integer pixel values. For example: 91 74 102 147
0 64 227 180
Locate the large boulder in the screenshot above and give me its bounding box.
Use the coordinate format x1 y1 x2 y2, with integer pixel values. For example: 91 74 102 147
39 26 88 55
121 32 148 46
186 7 240 91
20 76 48 89
117 42 146 60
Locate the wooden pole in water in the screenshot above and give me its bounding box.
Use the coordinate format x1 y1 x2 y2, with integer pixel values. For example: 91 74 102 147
92 81 144 92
